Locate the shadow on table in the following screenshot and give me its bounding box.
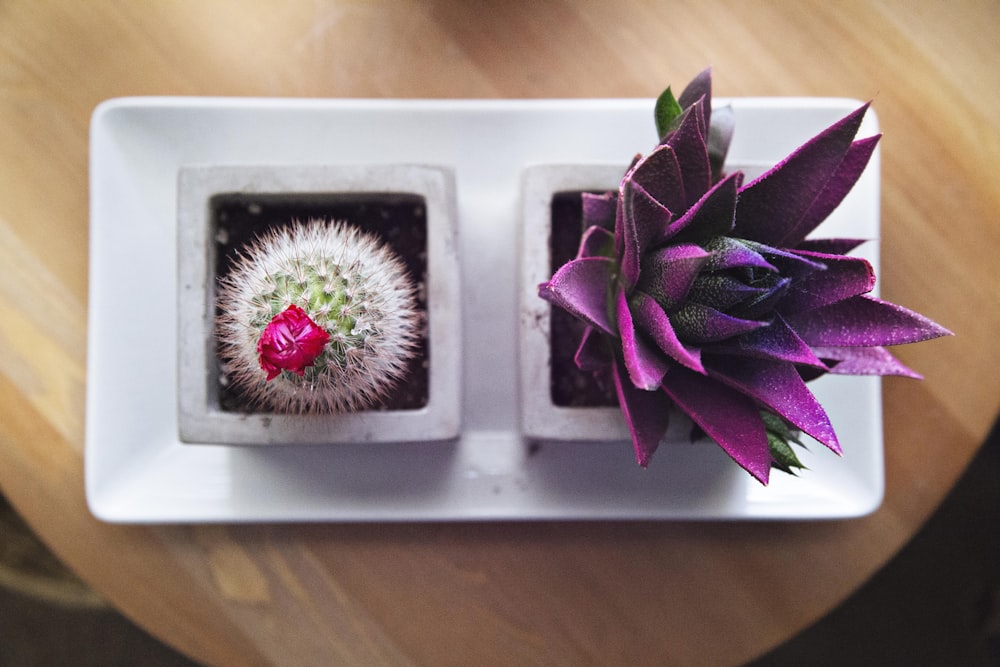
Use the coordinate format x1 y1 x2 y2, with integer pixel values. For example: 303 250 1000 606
750 412 1000 666
0 496 198 666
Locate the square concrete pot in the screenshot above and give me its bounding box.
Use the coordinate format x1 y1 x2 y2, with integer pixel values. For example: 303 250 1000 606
177 164 461 445
519 164 630 442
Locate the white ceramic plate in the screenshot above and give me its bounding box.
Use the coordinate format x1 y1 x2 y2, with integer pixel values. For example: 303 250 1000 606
86 96 882 522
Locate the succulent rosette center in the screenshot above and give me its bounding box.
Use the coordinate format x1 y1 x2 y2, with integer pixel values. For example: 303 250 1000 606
539 69 952 484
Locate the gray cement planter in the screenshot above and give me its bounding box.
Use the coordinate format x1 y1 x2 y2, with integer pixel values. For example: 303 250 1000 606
519 164 629 442
177 164 461 445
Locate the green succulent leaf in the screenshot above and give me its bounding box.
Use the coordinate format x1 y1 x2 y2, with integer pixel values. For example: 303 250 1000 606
654 86 683 141
768 431 806 475
761 411 808 475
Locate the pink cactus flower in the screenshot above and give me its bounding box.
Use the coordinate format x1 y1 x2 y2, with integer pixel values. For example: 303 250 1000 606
257 304 330 380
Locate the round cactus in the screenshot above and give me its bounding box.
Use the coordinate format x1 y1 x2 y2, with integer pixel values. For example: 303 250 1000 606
216 218 421 414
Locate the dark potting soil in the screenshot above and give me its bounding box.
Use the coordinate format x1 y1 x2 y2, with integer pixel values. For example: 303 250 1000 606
211 192 429 413
549 192 618 408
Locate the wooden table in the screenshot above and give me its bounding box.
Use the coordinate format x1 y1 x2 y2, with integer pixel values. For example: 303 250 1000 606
1 2 997 664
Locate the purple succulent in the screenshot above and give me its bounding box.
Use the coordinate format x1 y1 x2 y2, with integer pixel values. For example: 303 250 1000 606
538 69 952 484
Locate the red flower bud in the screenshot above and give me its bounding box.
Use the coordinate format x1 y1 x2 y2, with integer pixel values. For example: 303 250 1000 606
257 305 330 380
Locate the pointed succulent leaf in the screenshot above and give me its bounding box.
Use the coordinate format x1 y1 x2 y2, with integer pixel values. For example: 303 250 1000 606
630 291 705 373
778 251 876 314
734 103 870 245
654 86 684 141
578 224 616 259
538 257 616 335
581 191 617 231
660 365 772 484
781 134 881 246
617 287 671 390
705 356 841 454
768 432 807 475
619 180 674 290
711 314 826 368
677 67 713 132
761 411 808 474
669 170 742 243
665 99 712 208
574 326 612 372
612 358 672 467
733 275 791 320
740 239 827 278
629 144 686 218
688 274 771 311
671 302 767 343
636 242 710 310
702 235 776 272
784 295 954 347
813 345 923 378
760 410 806 446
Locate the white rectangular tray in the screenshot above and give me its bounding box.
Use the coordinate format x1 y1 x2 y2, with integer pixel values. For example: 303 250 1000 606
86 96 883 522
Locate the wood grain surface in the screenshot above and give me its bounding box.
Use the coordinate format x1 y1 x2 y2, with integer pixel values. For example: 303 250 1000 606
1 1 998 665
